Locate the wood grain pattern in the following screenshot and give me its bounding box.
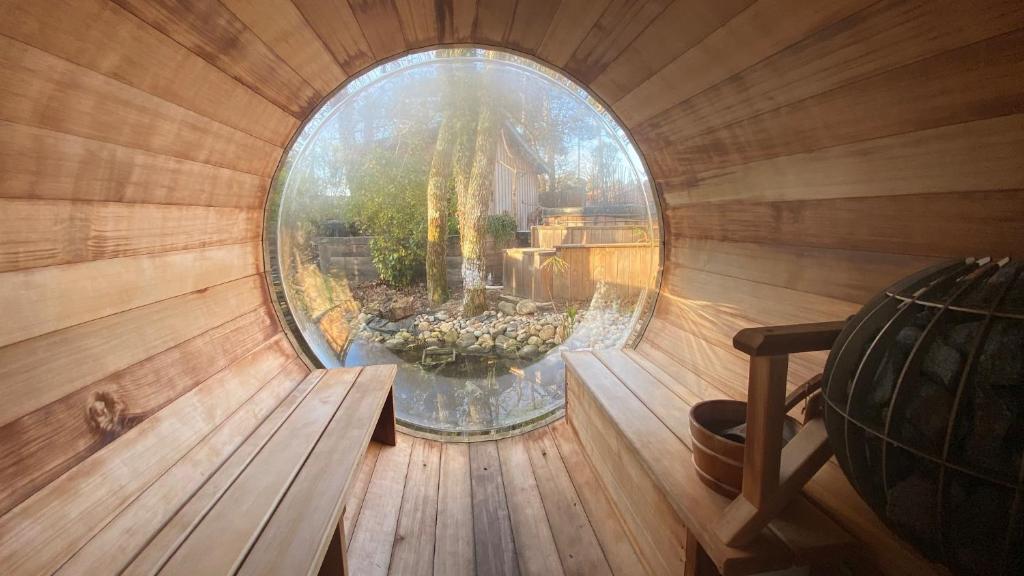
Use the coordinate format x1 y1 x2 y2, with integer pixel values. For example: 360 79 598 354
0 335 295 576
565 363 692 576
159 368 361 574
1 4 1018 576
0 36 281 176
348 427 647 576
292 0 376 76
0 275 268 428
0 306 278 518
0 121 269 207
472 0 516 45
112 0 321 118
614 0 872 125
635 0 1024 154
349 0 408 60
526 426 614 576
0 198 260 272
661 113 1024 207
395 0 441 49
387 436 441 576
220 0 348 94
549 421 647 576
667 190 1024 259
347 436 414 576
505 0 562 55
433 442 475 576
344 441 383 547
470 440 519 576
669 238 941 305
499 435 565 576
589 0 753 103
0 242 262 347
536 0 612 67
240 365 397 575
122 369 327 576
565 0 675 84
0 0 296 145
57 358 308 575
644 29 1024 178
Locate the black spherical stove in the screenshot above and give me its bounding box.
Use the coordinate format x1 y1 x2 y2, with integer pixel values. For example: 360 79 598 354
822 258 1024 575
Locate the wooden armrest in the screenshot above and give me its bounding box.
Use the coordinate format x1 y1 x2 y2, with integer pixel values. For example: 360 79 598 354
733 321 846 357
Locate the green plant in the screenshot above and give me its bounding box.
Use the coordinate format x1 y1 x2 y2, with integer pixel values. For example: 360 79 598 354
632 226 650 244
564 303 578 336
345 147 430 286
485 212 517 248
539 254 569 303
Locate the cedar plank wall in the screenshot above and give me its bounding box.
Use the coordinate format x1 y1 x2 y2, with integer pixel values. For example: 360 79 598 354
0 1 1021 575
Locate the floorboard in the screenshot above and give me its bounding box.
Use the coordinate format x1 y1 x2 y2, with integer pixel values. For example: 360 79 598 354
470 441 519 576
498 436 564 576
388 437 441 576
346 424 645 575
348 436 413 576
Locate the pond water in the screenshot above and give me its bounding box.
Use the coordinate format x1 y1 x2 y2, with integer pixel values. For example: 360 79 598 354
338 299 635 437
343 338 565 435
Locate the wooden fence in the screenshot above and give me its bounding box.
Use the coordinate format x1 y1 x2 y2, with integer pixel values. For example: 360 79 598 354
530 225 649 249
503 243 656 303
315 236 506 285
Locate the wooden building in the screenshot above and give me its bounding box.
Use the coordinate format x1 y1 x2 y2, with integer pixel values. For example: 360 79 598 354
0 2 1021 576
492 121 549 231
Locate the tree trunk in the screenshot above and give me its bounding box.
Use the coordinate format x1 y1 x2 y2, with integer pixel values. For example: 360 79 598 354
426 116 454 306
459 105 497 317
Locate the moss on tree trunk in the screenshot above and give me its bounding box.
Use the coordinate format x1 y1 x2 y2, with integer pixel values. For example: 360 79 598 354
426 116 454 306
459 105 497 317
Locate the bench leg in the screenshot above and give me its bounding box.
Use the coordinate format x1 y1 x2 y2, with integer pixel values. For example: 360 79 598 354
685 531 722 576
318 521 348 576
372 389 396 446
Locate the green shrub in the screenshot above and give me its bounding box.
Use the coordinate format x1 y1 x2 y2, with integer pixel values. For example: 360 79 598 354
486 212 517 248
345 147 430 286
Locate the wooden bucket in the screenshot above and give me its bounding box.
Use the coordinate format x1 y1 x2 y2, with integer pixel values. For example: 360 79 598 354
689 399 801 498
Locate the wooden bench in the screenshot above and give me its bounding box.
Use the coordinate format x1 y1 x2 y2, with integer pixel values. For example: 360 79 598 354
56 365 396 576
565 347 853 576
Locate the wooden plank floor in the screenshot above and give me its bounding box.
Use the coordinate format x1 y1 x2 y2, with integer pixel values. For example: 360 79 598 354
346 419 647 576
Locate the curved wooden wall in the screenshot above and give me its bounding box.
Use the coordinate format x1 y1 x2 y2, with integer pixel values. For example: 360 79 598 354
0 1 1021 574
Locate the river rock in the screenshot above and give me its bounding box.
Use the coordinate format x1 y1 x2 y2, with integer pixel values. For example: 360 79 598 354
467 344 484 354
538 325 556 341
417 321 431 333
384 338 406 351
443 330 458 344
527 335 542 346
519 344 539 358
498 301 517 316
516 300 538 315
455 333 477 349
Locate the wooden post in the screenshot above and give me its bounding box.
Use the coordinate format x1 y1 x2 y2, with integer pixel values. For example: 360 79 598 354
317 521 347 576
714 322 845 548
740 355 788 508
685 530 722 576
372 389 396 446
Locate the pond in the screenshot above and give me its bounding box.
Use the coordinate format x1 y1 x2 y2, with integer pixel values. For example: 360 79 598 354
338 295 636 437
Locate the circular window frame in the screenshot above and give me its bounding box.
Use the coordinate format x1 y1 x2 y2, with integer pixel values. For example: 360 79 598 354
262 45 666 440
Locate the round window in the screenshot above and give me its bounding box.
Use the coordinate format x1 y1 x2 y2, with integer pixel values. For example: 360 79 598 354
266 48 660 439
